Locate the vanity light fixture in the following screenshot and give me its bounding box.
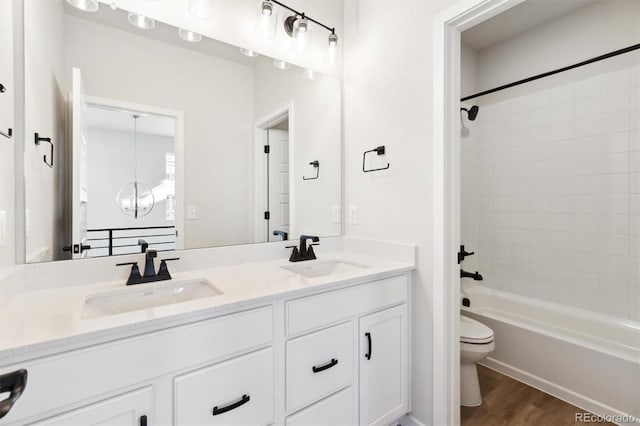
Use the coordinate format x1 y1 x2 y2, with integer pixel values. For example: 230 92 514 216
66 0 99 12
188 0 215 19
128 12 155 30
178 28 202 43
255 1 277 39
240 48 260 57
273 59 291 70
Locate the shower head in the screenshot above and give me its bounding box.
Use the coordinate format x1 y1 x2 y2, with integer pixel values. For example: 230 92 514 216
461 105 479 121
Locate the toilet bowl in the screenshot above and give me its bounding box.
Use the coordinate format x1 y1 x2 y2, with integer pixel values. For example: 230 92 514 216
460 315 494 407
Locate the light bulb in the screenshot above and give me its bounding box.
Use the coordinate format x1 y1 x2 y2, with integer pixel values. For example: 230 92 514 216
273 59 291 70
66 0 99 12
128 12 155 30
240 48 259 57
260 1 274 16
188 0 214 19
291 16 310 53
255 1 277 39
327 33 339 65
178 28 202 43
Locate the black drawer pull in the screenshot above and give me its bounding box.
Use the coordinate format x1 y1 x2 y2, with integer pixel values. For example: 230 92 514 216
312 358 338 373
212 394 250 416
365 332 372 360
140 415 147 426
0 369 28 419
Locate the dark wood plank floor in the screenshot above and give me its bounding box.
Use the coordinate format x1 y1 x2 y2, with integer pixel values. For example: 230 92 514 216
461 365 614 426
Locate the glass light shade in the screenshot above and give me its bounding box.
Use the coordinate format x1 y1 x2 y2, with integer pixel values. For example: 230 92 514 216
240 48 259 57
326 33 339 65
273 59 291 70
292 17 310 52
116 182 155 218
302 68 316 80
255 1 277 39
128 12 155 30
178 28 202 43
66 0 99 12
188 0 215 19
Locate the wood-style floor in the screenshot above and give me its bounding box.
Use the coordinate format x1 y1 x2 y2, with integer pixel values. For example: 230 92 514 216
461 365 614 426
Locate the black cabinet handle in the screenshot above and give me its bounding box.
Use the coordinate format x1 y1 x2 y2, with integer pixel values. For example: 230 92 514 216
212 394 250 416
140 415 147 426
312 358 338 373
365 332 372 360
0 369 28 419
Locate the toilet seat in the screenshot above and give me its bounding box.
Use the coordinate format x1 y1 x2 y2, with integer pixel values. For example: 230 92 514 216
460 316 493 344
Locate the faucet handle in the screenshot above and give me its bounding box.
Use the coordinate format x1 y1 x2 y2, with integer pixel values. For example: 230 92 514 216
116 262 142 284
158 258 179 279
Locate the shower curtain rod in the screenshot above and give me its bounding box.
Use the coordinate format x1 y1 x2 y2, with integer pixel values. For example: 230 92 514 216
460 42 640 102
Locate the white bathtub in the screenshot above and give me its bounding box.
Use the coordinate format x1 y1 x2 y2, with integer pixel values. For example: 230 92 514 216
461 285 640 426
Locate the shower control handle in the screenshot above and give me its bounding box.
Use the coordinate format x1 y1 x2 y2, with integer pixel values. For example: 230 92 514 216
458 245 475 264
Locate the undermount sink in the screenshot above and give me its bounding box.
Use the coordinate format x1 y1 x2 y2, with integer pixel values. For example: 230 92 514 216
282 260 366 278
81 278 223 319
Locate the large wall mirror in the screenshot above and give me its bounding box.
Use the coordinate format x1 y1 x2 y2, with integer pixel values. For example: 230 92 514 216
23 0 342 263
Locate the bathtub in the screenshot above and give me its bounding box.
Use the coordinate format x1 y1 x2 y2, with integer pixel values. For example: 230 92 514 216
461 285 640 426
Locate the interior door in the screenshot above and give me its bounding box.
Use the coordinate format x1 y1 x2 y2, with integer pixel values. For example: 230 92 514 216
267 128 290 242
70 68 90 258
359 304 408 426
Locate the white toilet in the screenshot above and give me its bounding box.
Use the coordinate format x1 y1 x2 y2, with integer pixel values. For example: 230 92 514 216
460 315 495 407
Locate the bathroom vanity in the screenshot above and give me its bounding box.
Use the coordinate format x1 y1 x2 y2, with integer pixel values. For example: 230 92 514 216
0 240 414 426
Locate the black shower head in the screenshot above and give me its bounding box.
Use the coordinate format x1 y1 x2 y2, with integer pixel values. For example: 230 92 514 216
461 105 479 121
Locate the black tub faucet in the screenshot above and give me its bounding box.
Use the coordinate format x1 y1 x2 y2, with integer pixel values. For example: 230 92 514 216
460 269 483 281
286 235 320 262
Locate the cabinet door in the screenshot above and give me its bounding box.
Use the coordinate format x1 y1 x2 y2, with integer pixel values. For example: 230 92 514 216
359 305 408 426
286 387 354 426
29 387 153 426
0 0 13 138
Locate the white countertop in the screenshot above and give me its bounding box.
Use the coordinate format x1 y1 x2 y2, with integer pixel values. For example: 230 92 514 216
0 251 414 362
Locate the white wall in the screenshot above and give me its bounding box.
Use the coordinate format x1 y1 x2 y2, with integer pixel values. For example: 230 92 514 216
253 61 342 238
87 128 175 230
461 0 640 321
103 0 344 78
342 0 460 423
23 0 67 263
64 14 256 250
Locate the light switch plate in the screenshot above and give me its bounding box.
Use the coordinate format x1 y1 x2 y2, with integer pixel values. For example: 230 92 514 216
0 210 6 248
348 205 357 225
188 206 197 220
332 206 340 224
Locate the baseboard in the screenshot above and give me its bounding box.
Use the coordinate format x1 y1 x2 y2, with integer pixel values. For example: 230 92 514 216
394 413 427 426
481 358 637 426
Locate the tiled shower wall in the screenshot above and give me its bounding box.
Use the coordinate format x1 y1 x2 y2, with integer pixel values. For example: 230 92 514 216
464 63 640 321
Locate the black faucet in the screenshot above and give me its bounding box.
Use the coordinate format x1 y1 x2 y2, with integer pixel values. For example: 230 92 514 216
117 251 181 285
460 269 483 281
286 235 320 262
273 230 288 241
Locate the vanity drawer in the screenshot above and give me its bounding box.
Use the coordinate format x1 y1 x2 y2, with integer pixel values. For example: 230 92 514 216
286 274 407 336
286 322 353 412
174 347 274 426
286 387 354 426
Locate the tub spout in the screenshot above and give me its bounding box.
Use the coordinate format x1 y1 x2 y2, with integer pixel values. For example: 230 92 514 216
461 269 483 281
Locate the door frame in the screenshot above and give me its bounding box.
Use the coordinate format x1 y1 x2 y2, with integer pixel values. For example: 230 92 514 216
252 101 295 243
84 95 185 250
432 0 524 424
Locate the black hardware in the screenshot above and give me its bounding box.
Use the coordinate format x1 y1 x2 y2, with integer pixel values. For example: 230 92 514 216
363 146 390 173
116 261 143 284
268 0 336 34
273 230 288 240
457 245 475 264
140 415 148 426
312 358 338 373
34 133 54 168
462 297 471 308
143 249 157 277
303 160 320 180
365 332 372 360
288 235 319 262
460 269 483 281
264 144 270 154
0 128 11 140
0 83 5 93
264 211 270 220
64 243 91 254
138 239 149 253
461 42 640 102
460 106 479 121
157 257 180 280
0 369 28 419
212 394 250 416
86 226 176 258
